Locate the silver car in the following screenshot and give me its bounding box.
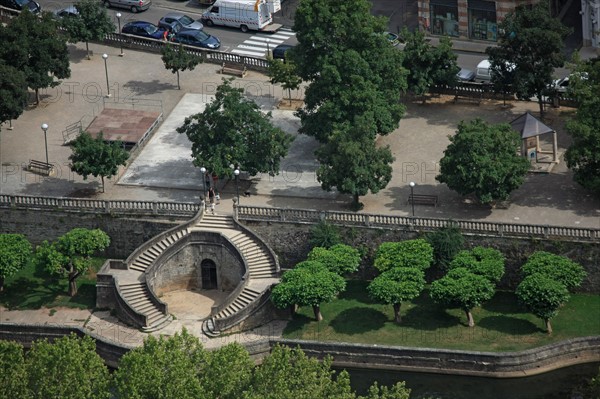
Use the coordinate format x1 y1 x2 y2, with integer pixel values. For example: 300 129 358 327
103 0 151 13
158 12 204 31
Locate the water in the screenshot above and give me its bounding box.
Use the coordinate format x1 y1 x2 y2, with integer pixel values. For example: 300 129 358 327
340 362 600 399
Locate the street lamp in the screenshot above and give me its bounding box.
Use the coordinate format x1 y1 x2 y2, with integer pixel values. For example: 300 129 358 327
234 168 240 205
116 13 124 57
41 123 49 165
102 54 111 98
200 166 207 204
409 181 415 217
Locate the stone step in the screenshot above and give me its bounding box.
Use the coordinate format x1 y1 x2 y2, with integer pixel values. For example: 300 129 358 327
144 314 172 332
130 264 149 272
133 257 152 266
135 302 157 313
120 286 146 294
138 253 157 264
201 318 220 337
125 295 152 306
250 272 278 279
241 249 269 260
247 258 272 267
146 246 163 258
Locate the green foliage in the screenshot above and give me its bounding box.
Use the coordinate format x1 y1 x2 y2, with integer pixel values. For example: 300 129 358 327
0 340 28 399
161 43 202 89
521 251 586 291
200 343 253 399
516 272 570 332
307 244 361 275
69 132 129 192
244 344 354 399
267 57 302 105
358 381 411 399
0 234 32 291
35 228 110 296
309 220 342 248
449 246 505 284
113 329 208 399
565 57 600 194
374 239 434 272
0 61 28 128
177 79 293 178
26 334 110 399
436 118 530 204
486 1 570 116
368 267 426 305
60 0 115 59
425 224 464 271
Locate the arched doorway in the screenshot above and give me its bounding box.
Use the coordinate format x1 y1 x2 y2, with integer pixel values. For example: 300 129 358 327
200 259 217 290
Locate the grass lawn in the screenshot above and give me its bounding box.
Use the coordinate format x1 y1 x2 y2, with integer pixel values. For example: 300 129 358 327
283 280 600 352
0 258 105 310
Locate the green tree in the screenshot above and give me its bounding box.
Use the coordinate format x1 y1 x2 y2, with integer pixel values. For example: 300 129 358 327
26 334 110 399
374 239 434 273
0 340 28 399
271 260 346 321
565 57 600 195
113 329 208 399
449 246 505 285
69 131 129 192
307 244 361 275
200 343 253 399
485 1 570 116
368 267 425 323
0 61 28 129
309 220 342 248
161 43 202 90
430 267 495 327
0 234 32 291
436 118 530 204
487 51 516 106
177 79 293 178
60 0 115 60
426 223 464 271
521 251 586 291
358 382 411 399
267 57 302 106
516 272 570 334
35 228 110 296
2 10 71 105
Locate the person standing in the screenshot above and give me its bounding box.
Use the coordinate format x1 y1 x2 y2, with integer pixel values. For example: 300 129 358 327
208 187 216 214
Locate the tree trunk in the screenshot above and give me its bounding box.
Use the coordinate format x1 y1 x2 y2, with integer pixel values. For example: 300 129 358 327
312 305 323 321
393 303 401 323
0 276 4 292
101 176 105 193
35 88 40 105
288 88 292 106
177 71 180 90
538 95 544 118
465 309 474 327
68 272 78 297
290 304 298 317
85 42 91 60
545 319 553 334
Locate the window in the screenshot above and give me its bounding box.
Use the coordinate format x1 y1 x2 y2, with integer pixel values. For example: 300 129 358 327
430 0 459 37
468 0 497 41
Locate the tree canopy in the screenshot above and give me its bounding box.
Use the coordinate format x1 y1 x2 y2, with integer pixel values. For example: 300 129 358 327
426 223 464 272
520 251 586 291
69 131 130 192
177 79 293 178
374 239 434 273
0 340 28 399
267 56 302 106
161 43 202 90
449 246 505 284
0 234 32 291
60 0 115 60
307 244 361 276
0 61 28 129
436 118 530 204
368 267 426 323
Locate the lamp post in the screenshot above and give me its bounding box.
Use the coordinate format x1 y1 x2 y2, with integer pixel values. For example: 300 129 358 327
200 166 207 204
409 181 415 217
102 54 111 97
234 168 240 205
41 123 49 165
116 13 124 56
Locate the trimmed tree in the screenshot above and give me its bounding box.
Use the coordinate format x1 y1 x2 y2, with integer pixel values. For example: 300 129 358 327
267 57 302 106
368 267 425 323
0 234 32 291
426 223 464 272
307 244 361 276
60 0 115 60
161 43 202 90
430 267 495 327
69 131 129 192
26 334 110 399
177 79 293 178
436 118 530 205
521 251 586 291
516 272 570 334
271 260 346 321
0 340 28 399
449 246 505 285
34 228 110 296
374 239 434 273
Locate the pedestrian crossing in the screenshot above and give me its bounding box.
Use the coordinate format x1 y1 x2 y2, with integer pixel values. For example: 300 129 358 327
231 27 295 58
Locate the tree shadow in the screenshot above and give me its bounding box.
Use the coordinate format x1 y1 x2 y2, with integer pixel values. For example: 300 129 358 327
482 291 528 314
282 313 314 336
67 44 92 64
478 315 544 335
64 283 96 309
0 277 63 310
330 307 388 334
123 80 177 96
402 291 463 330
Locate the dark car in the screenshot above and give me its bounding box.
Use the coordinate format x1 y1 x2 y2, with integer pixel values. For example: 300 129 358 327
122 21 167 40
457 68 475 82
172 29 220 49
53 5 79 18
272 44 294 61
159 12 203 32
0 0 41 13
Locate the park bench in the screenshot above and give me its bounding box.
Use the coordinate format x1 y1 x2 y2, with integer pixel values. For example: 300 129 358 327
408 193 438 207
27 159 54 176
221 62 247 78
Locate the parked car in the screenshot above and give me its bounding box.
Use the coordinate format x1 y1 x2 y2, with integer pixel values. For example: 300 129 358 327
0 0 40 13
384 31 400 46
172 29 220 49
272 44 294 61
457 68 475 82
159 12 203 32
103 0 150 13
552 72 588 93
121 21 166 40
53 5 79 18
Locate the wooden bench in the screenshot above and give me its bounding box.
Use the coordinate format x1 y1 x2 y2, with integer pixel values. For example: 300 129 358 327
221 62 247 78
27 160 54 176
408 194 438 207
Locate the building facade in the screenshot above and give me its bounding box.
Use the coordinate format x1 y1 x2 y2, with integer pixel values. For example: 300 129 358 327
581 0 600 47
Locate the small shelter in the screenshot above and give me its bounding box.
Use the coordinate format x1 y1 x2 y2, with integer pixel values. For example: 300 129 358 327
510 112 558 163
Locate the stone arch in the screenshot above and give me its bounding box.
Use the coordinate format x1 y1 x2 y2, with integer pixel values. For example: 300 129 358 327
200 258 218 290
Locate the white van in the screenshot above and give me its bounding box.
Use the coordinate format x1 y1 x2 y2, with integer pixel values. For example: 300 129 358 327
201 0 279 32
475 59 492 83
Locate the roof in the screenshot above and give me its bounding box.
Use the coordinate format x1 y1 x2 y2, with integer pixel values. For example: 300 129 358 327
510 112 554 139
